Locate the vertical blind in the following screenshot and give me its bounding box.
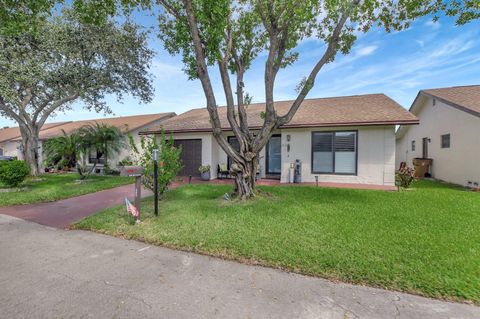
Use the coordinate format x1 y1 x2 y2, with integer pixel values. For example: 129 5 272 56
312 131 357 174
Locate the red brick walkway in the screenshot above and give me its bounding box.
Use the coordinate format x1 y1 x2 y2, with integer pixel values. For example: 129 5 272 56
0 178 394 229
0 184 152 229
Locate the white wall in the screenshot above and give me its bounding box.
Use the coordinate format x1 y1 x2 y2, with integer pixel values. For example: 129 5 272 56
396 97 480 187
169 125 396 186
0 141 22 158
280 126 396 185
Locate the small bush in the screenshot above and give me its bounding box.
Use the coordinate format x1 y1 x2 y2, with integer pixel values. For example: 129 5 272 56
396 166 416 189
0 160 30 187
103 167 120 176
198 165 210 173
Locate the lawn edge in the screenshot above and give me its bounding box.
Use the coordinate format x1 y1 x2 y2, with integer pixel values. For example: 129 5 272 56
70 224 478 307
0 178 134 207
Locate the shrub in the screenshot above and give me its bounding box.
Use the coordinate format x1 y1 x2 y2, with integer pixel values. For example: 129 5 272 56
103 167 120 176
128 131 182 199
198 165 210 173
396 166 416 189
0 160 30 187
118 157 133 166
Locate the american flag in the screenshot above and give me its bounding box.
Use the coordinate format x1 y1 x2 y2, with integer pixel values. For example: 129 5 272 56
125 198 140 219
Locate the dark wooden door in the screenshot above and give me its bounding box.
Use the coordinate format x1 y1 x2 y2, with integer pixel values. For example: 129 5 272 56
173 139 202 176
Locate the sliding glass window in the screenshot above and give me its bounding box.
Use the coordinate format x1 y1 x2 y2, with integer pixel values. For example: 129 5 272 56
312 131 357 175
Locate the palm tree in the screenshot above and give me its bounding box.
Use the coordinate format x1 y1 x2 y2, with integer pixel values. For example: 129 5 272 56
43 130 80 170
78 123 126 168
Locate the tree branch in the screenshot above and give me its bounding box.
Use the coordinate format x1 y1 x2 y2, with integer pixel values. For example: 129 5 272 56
35 92 80 127
182 0 243 163
278 2 357 125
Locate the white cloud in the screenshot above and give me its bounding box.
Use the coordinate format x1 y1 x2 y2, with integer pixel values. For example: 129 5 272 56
150 59 184 79
356 45 378 57
424 20 441 29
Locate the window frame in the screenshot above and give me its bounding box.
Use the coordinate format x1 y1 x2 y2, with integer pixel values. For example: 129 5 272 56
441 134 451 149
88 148 105 165
311 130 358 176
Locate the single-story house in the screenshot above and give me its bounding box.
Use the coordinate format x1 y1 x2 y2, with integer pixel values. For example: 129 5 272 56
396 85 480 187
142 94 418 187
0 112 175 169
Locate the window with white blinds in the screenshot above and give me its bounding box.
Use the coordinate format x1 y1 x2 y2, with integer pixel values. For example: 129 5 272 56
312 131 357 175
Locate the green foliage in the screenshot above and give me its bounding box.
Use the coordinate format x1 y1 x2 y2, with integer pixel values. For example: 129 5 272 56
0 8 153 173
396 166 416 189
0 160 30 187
118 156 134 166
198 165 210 173
156 0 442 80
441 0 480 25
0 10 153 116
103 167 121 176
128 131 183 198
0 173 133 206
78 123 126 165
43 130 80 169
43 123 126 179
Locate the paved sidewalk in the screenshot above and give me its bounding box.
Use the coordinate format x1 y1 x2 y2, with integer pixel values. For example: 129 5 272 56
1 214 478 319
0 184 152 228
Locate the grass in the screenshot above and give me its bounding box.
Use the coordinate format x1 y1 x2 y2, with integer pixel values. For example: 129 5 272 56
73 180 480 304
0 173 133 206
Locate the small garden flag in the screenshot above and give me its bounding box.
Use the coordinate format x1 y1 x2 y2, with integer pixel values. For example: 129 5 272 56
125 197 140 219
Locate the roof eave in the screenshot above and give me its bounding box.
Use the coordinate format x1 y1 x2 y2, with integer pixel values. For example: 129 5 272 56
420 91 480 118
140 119 420 135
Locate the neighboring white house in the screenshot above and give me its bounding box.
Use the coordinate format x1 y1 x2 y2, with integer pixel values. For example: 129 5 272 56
142 94 418 187
396 85 480 187
0 112 175 169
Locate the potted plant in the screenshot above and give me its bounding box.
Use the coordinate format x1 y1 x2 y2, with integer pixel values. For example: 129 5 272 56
198 165 211 181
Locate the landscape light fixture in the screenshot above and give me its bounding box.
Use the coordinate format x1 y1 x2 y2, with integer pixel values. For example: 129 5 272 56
153 149 159 216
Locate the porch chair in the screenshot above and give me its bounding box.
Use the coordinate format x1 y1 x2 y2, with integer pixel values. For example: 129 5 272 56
217 163 230 179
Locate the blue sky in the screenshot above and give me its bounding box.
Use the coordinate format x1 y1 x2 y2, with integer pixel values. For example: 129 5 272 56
1 10 479 127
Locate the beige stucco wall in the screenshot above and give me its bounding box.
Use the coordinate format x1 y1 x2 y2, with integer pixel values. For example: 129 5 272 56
169 125 396 186
0 140 22 158
396 96 480 186
279 126 395 185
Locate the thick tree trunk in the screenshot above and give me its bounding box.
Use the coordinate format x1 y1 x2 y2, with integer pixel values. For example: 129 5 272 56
230 154 258 200
19 124 41 176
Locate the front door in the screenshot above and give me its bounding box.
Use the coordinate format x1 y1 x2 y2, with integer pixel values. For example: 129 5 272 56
173 139 202 176
422 137 429 159
266 135 281 175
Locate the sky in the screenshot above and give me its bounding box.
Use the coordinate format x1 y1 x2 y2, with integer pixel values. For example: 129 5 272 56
1 9 479 128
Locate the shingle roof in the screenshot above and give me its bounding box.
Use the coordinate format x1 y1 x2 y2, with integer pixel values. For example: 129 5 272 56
0 113 175 143
421 85 480 116
31 113 176 141
142 94 418 134
0 122 69 143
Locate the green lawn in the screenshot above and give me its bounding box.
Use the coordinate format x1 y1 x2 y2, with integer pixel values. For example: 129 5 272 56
0 173 133 206
73 180 480 303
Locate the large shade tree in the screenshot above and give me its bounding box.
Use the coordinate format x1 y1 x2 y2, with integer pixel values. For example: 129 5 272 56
154 0 473 199
0 10 153 175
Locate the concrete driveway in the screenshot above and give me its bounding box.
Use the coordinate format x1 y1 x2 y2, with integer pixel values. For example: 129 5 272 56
1 214 478 319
